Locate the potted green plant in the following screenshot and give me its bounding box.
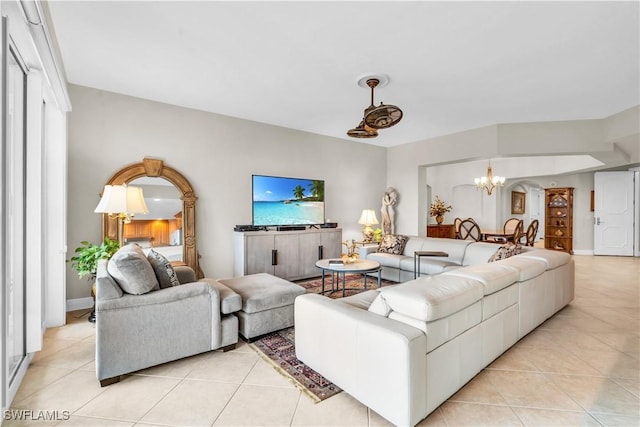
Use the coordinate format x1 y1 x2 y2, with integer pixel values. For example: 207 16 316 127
69 238 120 322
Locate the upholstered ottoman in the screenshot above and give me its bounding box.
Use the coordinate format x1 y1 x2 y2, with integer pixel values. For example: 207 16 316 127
218 273 306 341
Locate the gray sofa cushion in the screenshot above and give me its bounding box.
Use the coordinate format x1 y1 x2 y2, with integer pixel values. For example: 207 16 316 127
174 265 197 284
96 259 123 300
108 244 159 295
147 249 180 288
218 273 305 313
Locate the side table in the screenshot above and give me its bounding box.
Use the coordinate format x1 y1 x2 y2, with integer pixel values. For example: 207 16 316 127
414 251 449 279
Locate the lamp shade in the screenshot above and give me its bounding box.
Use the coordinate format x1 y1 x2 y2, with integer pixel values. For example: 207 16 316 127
358 209 379 226
95 184 149 215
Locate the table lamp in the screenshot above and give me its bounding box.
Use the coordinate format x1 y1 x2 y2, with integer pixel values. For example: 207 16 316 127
358 209 379 243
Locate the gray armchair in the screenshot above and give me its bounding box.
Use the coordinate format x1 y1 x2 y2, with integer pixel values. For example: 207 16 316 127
95 246 241 386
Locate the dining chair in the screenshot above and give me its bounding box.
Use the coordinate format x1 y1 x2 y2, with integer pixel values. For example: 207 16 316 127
511 220 524 242
453 217 463 239
521 219 539 246
458 218 481 241
503 218 522 234
503 218 523 242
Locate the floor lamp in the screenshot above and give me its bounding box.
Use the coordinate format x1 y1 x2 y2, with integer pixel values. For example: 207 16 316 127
94 184 149 246
89 184 148 322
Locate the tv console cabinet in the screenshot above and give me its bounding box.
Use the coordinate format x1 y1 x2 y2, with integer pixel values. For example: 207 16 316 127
233 228 342 281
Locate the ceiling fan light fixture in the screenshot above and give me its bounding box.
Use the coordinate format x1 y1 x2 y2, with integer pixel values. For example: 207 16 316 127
347 120 378 138
347 73 403 138
364 103 403 129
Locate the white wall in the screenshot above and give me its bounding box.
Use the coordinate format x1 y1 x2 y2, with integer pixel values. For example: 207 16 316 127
389 125 500 236
389 110 639 241
67 85 387 301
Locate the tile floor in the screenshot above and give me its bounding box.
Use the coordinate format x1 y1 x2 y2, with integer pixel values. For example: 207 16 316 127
6 255 639 426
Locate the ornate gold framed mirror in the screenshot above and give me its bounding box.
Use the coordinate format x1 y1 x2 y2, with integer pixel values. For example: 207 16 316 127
100 158 202 277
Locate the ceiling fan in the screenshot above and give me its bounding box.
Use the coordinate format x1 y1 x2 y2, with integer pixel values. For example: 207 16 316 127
347 74 403 139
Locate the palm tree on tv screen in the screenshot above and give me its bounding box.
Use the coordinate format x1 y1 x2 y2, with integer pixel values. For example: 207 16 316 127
293 185 305 200
309 180 324 201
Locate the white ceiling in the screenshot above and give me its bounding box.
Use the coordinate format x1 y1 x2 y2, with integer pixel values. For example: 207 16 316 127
47 1 639 148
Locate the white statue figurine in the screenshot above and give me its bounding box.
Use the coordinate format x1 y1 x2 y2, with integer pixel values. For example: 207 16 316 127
381 187 398 235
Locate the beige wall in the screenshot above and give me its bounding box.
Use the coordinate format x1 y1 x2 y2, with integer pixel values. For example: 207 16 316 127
67 84 387 300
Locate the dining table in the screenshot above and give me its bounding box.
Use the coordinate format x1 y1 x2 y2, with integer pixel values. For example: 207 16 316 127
481 229 513 243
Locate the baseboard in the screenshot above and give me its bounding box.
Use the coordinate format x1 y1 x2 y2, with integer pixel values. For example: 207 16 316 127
572 249 594 256
66 297 93 312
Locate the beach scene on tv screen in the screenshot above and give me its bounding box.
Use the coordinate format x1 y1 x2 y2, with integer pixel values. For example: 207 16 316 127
253 175 325 226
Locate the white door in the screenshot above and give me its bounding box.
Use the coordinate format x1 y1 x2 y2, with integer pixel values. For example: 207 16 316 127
594 172 635 256
527 187 544 242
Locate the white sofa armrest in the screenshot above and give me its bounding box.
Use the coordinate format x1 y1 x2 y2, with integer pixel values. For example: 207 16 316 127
295 294 427 427
358 244 379 259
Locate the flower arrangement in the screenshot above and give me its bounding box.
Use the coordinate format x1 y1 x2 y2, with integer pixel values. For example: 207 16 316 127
342 239 357 256
429 196 452 217
341 239 359 263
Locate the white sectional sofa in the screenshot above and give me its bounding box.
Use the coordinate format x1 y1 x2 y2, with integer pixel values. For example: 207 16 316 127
295 237 573 426
360 236 511 282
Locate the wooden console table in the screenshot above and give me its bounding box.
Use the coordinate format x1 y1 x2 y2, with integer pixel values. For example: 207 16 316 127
426 224 455 239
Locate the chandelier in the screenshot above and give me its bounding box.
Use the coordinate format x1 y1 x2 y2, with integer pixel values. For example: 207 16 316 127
347 74 403 138
474 162 505 195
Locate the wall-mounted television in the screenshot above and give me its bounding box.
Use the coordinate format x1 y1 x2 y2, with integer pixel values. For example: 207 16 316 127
252 175 325 226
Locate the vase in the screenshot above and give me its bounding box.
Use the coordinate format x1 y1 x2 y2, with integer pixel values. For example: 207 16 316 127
436 215 444 225
341 253 359 264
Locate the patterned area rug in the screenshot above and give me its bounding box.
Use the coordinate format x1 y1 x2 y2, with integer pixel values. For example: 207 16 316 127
249 274 397 402
296 273 396 298
249 327 341 402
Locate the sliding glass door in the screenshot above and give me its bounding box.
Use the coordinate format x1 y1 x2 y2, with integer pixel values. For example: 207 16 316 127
0 3 69 410
4 39 28 388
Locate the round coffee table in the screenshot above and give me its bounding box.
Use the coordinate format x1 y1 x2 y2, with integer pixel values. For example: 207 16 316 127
315 259 382 297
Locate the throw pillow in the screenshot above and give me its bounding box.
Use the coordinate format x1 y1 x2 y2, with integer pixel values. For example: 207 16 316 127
107 244 159 295
377 234 409 255
147 249 181 288
488 242 523 262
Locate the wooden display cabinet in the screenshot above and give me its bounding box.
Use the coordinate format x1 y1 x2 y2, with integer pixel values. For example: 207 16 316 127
544 187 574 253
